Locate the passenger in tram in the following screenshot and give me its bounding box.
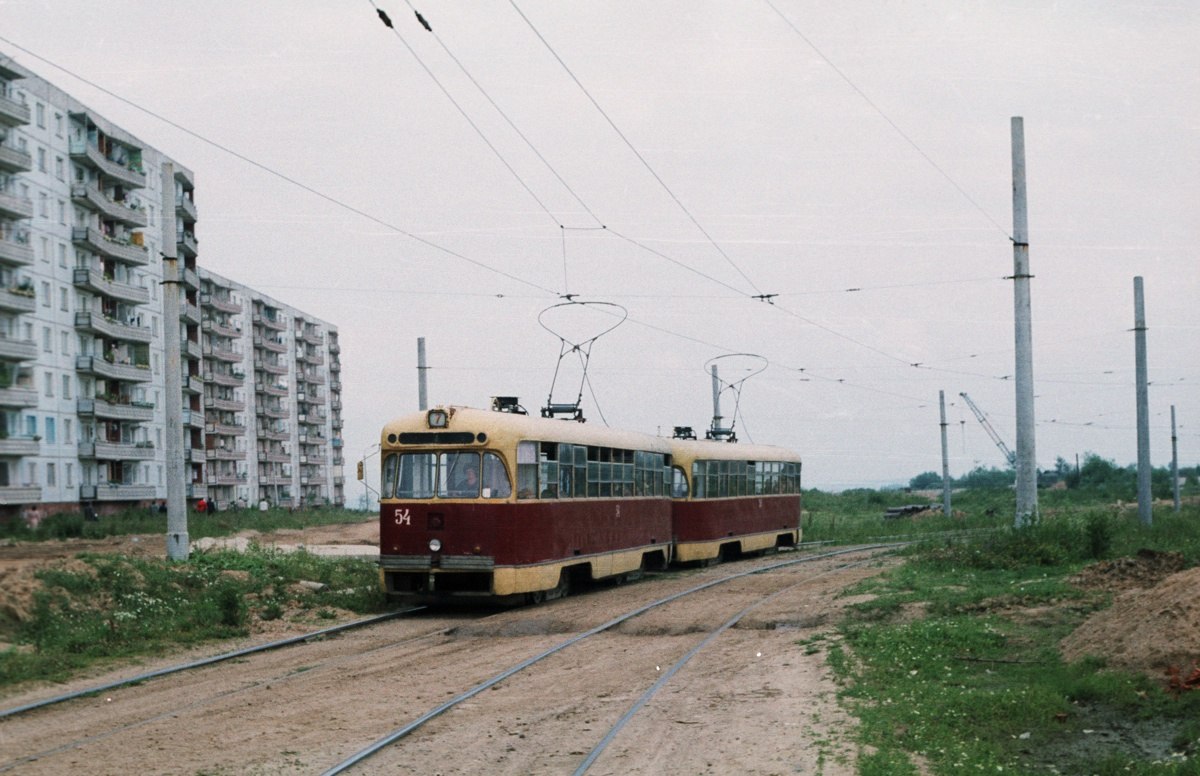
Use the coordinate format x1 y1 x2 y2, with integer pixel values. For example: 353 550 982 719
450 465 480 497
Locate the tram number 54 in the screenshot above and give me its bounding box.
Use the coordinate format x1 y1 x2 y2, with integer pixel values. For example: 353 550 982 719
393 508 412 526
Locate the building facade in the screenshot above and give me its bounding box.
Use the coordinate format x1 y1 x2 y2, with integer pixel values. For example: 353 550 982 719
0 56 344 515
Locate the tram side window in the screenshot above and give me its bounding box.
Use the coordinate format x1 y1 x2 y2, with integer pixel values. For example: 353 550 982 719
439 452 481 498
394 452 437 499
382 453 399 498
481 452 512 499
672 465 689 498
539 442 559 498
516 441 538 499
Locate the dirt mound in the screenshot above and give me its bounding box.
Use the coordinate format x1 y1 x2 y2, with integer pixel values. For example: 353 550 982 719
1068 548 1186 593
1061 565 1200 678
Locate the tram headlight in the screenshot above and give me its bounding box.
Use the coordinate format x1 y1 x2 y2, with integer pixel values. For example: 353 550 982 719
429 538 442 552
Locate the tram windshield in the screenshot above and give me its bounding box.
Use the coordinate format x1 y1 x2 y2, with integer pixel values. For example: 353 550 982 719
382 451 512 499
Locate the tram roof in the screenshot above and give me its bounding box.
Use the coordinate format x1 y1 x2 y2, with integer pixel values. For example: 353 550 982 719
668 437 802 465
380 405 674 453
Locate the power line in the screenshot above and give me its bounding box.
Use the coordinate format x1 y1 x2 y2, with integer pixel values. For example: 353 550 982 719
507 0 765 297
0 35 561 297
762 0 1012 241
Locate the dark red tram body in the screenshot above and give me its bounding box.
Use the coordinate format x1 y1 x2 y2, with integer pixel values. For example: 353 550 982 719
377 405 800 601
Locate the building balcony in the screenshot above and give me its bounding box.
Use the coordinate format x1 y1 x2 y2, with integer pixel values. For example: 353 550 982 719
0 233 34 267
74 311 153 344
205 422 246 437
261 474 292 486
205 447 244 461
181 302 201 325
255 381 288 397
185 447 207 463
0 485 42 504
71 226 149 266
206 370 243 387
253 312 286 332
0 189 33 220
328 340 340 355
0 385 37 408
183 374 204 394
258 428 289 442
0 335 37 362
182 409 204 428
80 483 157 502
77 397 155 423
70 183 148 227
187 483 208 500
181 268 199 290
301 370 326 386
0 437 39 456
207 471 243 486
76 355 153 383
0 93 31 126
257 450 291 463
253 334 287 354
72 268 150 304
0 286 36 314
202 292 242 315
175 193 198 224
183 339 202 361
302 329 325 345
255 359 288 376
203 342 242 363
328 360 340 373
208 396 244 412
303 351 325 366
260 404 289 419
331 417 344 430
201 317 240 338
0 143 32 174
68 138 147 189
79 440 157 460
177 233 198 258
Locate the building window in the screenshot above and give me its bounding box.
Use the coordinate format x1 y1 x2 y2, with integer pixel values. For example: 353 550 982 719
60 331 70 354
43 370 53 396
45 418 56 444
37 146 46 172
59 287 69 311
62 374 71 399
36 102 45 127
58 243 67 267
55 112 63 136
65 419 73 443
41 328 51 353
40 282 50 306
58 200 66 225
38 192 49 217
55 156 64 181
25 416 36 438
48 463 57 486
67 463 74 487
26 462 37 486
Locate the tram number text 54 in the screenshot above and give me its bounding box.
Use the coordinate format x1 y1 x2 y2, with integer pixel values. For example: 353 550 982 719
393 508 411 526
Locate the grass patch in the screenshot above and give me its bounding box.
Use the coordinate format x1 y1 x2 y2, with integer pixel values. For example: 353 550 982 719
0 544 390 688
826 501 1200 774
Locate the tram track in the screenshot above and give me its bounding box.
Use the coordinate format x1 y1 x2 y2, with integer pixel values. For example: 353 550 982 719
1 542 907 774
321 544 897 774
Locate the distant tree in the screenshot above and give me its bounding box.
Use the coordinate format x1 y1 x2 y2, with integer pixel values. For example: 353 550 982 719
909 471 942 490
953 466 1014 489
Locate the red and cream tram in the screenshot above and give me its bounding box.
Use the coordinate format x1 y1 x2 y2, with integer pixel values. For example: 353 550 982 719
378 405 675 602
667 437 802 563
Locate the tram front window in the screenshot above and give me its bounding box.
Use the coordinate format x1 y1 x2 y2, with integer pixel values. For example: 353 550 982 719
393 453 437 499
440 452 481 498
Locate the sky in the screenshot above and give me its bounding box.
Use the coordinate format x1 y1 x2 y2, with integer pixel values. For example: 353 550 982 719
2 1 1196 496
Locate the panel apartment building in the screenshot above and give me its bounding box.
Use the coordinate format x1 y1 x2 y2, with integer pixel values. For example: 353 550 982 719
0 57 345 516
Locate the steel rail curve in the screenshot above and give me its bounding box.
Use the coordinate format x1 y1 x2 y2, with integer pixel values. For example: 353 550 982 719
0 607 423 720
320 544 900 775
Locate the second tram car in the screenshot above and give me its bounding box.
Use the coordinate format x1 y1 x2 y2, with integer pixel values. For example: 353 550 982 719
667 437 802 563
378 406 674 602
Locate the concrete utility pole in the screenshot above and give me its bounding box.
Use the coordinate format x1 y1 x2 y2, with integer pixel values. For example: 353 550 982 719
1134 277 1152 525
1171 405 1180 513
417 336 428 411
939 390 952 517
161 162 187 560
1010 117 1038 527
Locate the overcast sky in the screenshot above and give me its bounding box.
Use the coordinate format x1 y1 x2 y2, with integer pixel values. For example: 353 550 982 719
3 1 1197 494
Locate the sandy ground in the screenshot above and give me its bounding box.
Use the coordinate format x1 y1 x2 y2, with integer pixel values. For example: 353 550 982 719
0 523 885 775
3 522 1198 775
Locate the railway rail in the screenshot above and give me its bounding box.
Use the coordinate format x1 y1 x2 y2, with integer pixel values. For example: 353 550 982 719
321 544 896 774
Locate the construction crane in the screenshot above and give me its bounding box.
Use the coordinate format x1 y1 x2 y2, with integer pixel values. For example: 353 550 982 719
959 393 1016 467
